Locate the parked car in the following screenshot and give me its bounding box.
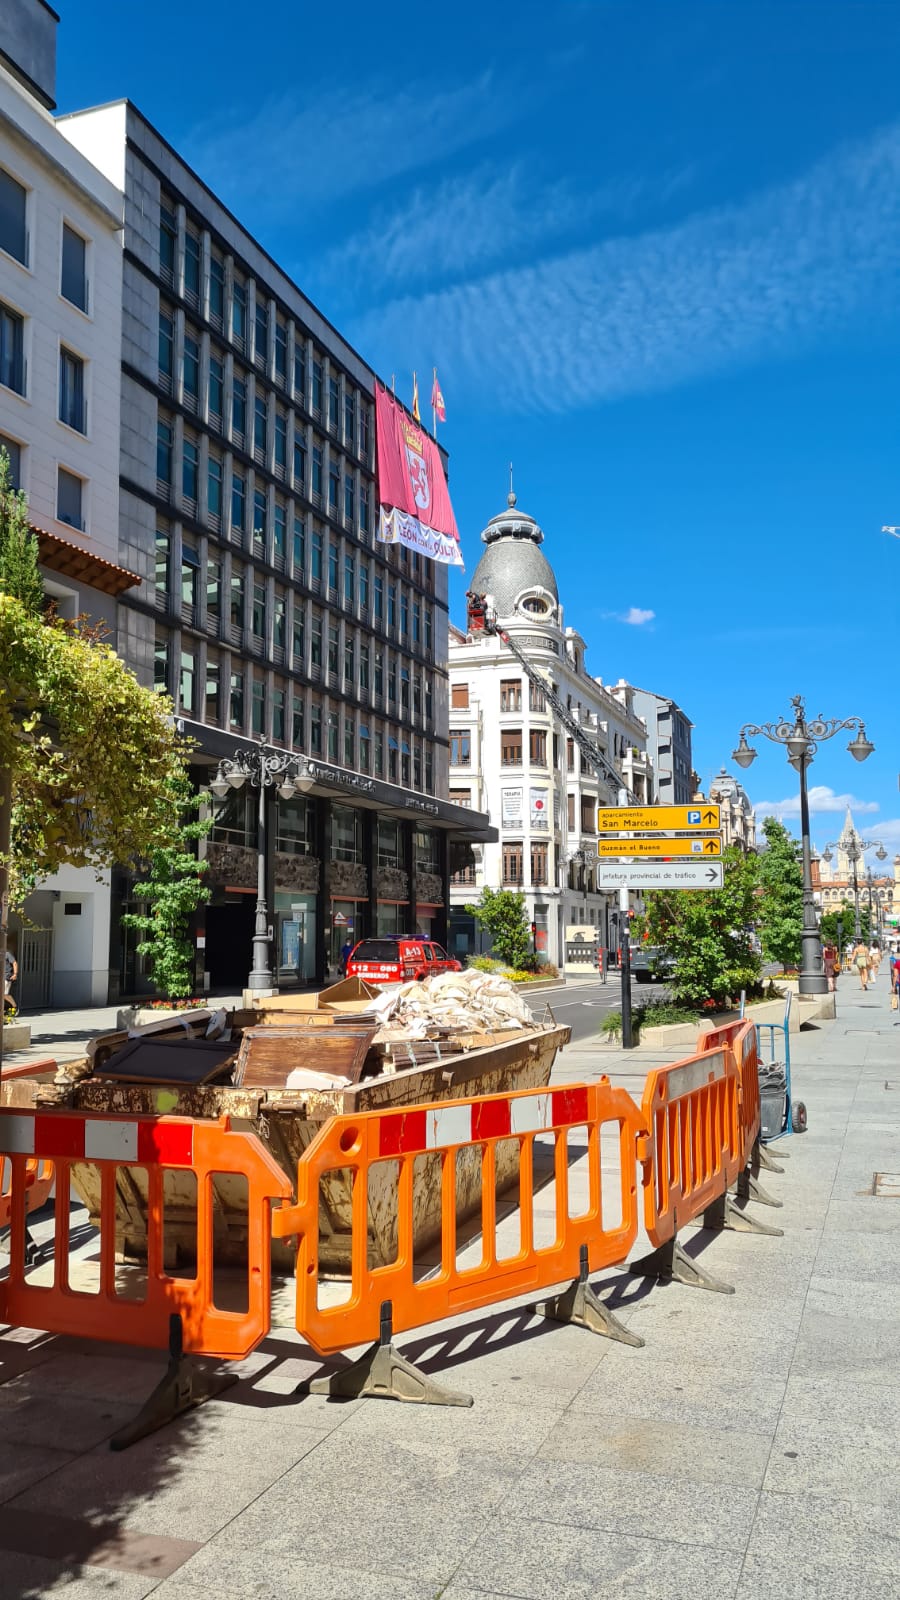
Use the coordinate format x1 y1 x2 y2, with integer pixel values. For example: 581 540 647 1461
346 936 462 985
631 945 675 985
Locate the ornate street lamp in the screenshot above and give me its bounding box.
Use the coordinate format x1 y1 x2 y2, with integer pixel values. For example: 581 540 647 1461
209 744 315 991
733 696 875 995
822 836 887 942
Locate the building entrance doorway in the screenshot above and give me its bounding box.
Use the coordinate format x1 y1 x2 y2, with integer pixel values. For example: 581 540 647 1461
206 900 256 991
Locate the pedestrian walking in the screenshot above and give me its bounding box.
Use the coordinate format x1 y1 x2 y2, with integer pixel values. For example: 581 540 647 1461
890 949 900 1011
3 945 17 1015
852 938 870 991
339 938 354 977
869 943 881 976
822 943 839 993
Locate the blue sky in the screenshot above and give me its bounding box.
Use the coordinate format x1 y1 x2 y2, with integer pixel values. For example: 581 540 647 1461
58 0 900 853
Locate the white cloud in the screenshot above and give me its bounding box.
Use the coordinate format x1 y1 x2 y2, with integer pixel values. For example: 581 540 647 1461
621 607 655 626
351 122 900 413
756 787 880 823
184 72 515 219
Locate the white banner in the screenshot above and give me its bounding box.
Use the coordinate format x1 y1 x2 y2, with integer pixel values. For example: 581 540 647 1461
377 506 465 569
501 787 523 828
530 788 549 829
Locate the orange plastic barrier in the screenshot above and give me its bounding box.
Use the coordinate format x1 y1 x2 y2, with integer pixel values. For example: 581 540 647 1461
733 1020 761 1163
274 1079 643 1356
638 1043 743 1248
0 1108 291 1358
0 1156 54 1230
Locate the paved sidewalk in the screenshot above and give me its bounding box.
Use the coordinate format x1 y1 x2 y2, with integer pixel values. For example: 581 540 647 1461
1 971 899 1598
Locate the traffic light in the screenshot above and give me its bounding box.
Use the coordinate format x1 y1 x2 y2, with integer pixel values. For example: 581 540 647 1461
530 921 537 937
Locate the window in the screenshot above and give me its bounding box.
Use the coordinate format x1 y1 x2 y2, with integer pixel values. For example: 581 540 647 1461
0 169 27 266
230 567 244 628
451 683 469 709
293 516 305 572
425 675 433 721
361 406 370 456
413 674 421 717
328 376 339 427
328 622 339 674
580 796 594 833
374 573 384 621
530 841 548 887
310 702 322 753
182 439 198 503
292 604 305 665
374 648 384 695
273 594 286 649
449 789 471 808
232 280 246 344
425 608 433 651
310 611 323 667
183 334 199 401
292 694 305 747
154 530 169 597
312 447 323 496
401 667 410 712
388 584 396 627
502 842 523 887
272 686 286 743
232 376 246 438
400 594 409 636
255 298 268 366
501 729 523 766
344 718 354 767
293 338 306 399
62 226 88 313
157 419 172 484
158 311 174 380
413 602 421 644
274 501 286 558
360 483 370 533
0 433 21 489
179 647 196 713
59 348 85 432
205 655 220 722
530 729 547 766
332 804 362 862
293 437 306 488
328 541 339 592
374 731 384 777
274 322 287 381
359 726 370 771
154 627 170 691
500 679 521 713
450 729 471 766
207 456 223 520
208 356 224 420
328 461 339 509
231 471 245 533
57 467 83 529
254 395 267 455
209 255 225 323
359 643 370 691
567 794 575 830
253 488 267 548
344 473 354 521
567 738 575 772
311 530 323 580
328 711 339 761
0 303 24 396
388 661 397 704
312 359 323 412
159 202 176 279
206 557 221 622
360 562 369 609
252 675 266 735
181 542 199 608
529 682 545 713
230 669 244 728
344 392 355 444
184 232 201 300
274 412 287 469
344 554 354 605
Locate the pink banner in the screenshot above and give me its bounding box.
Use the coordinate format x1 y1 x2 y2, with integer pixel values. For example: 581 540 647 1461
375 384 463 567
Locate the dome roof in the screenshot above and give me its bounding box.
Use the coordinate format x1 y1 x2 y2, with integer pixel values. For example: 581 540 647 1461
469 492 559 617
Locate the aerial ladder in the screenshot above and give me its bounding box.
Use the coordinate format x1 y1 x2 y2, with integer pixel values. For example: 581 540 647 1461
466 590 639 1043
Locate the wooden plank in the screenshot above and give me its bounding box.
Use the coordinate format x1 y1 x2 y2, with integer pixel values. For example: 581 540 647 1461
235 1026 377 1089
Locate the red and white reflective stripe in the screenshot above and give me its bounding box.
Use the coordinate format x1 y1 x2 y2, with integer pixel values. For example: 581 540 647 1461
0 1112 194 1167
379 1086 589 1159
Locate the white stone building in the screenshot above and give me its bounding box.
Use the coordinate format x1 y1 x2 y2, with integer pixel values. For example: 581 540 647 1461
448 494 651 969
1 1 134 1007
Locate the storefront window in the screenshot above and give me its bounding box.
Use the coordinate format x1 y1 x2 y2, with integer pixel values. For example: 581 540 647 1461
378 818 402 868
331 804 362 863
415 828 440 873
276 796 314 855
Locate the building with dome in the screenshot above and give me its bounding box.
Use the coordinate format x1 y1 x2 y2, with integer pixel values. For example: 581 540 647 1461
447 492 652 969
704 768 757 853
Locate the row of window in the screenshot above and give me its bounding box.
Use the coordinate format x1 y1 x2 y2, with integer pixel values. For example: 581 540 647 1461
501 841 549 888
450 727 609 775
1 296 89 432
0 165 90 310
0 430 85 531
451 680 547 714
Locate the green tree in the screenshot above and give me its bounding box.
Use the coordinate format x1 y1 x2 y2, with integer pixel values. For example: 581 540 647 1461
820 901 869 949
637 845 761 1007
758 816 803 971
464 887 532 970
122 776 211 999
0 450 42 616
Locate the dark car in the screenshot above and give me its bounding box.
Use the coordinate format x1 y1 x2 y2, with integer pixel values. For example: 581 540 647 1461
631 945 675 984
346 936 462 985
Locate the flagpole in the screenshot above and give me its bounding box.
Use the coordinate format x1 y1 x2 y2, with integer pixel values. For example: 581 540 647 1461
432 367 437 438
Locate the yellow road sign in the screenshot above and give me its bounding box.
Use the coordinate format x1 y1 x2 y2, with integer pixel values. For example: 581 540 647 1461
596 836 722 858
597 804 720 833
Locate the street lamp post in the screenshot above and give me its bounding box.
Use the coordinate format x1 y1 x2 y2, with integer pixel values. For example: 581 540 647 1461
733 695 874 996
209 743 314 992
821 837 887 942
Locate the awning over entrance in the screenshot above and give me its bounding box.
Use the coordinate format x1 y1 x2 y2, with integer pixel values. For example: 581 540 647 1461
35 526 142 597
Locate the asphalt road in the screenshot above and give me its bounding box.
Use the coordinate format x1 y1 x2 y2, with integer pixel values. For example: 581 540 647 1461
525 975 669 1042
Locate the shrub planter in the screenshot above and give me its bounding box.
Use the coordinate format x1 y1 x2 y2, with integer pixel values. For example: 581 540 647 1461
0 1021 31 1051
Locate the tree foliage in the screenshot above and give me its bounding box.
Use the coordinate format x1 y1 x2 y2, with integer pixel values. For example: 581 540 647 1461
637 846 761 1006
464 887 532 970
122 775 211 999
819 901 869 948
757 816 803 971
0 592 189 907
0 450 42 616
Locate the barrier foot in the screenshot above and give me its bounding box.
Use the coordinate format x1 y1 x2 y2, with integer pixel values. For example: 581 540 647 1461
110 1315 236 1452
307 1302 473 1408
754 1140 785 1175
537 1245 645 1346
702 1194 784 1237
628 1235 734 1295
736 1169 783 1209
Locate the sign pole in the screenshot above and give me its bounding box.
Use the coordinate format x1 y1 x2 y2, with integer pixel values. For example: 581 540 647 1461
617 788 634 1050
